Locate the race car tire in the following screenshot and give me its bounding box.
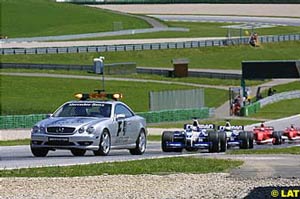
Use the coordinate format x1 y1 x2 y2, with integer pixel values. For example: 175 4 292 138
162 131 175 152
272 131 282 145
129 129 147 155
239 131 249 149
173 148 183 152
71 149 86 156
246 131 254 149
219 131 227 152
31 146 49 157
208 132 220 153
186 147 198 152
93 129 111 156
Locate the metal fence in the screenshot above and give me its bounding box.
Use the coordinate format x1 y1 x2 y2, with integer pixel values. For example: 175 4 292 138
0 108 210 129
149 89 205 111
1 34 299 55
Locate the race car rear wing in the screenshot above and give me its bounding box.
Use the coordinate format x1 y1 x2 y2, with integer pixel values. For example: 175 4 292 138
184 124 215 130
218 125 244 130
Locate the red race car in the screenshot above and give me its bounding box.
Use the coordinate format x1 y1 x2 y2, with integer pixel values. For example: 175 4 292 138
282 125 300 142
253 123 282 145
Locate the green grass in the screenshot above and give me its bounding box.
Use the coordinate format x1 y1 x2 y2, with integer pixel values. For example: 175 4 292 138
148 119 262 128
0 139 30 146
273 81 300 93
0 0 150 38
228 146 300 155
0 68 266 87
0 75 227 115
0 156 243 177
80 21 300 40
249 98 300 119
2 41 299 70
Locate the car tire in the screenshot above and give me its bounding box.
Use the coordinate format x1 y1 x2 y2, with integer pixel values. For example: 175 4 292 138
272 131 282 145
129 129 147 155
247 131 254 149
219 131 227 152
31 145 49 157
208 132 220 153
93 129 111 156
239 131 249 149
71 149 86 156
162 131 177 152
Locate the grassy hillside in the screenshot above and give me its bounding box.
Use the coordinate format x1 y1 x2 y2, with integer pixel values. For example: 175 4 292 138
0 0 150 38
84 22 300 40
2 41 300 70
0 75 227 115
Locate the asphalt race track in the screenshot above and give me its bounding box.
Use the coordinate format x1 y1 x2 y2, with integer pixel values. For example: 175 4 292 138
149 15 300 27
1 141 300 178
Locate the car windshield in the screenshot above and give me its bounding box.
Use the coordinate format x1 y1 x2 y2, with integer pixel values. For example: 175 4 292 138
53 102 112 118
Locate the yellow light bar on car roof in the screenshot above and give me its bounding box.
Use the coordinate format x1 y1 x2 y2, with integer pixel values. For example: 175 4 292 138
74 92 123 101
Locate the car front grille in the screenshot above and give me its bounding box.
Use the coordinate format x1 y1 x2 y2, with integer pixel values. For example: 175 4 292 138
47 127 75 135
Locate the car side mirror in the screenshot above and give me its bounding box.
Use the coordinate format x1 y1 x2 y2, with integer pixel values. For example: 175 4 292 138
46 114 53 118
116 114 125 120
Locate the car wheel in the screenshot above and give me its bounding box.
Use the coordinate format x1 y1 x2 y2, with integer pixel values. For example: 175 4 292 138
31 145 49 157
239 131 249 149
162 131 176 152
247 131 254 149
272 131 282 145
208 132 220 153
129 129 147 155
93 129 111 156
71 149 86 156
219 131 227 152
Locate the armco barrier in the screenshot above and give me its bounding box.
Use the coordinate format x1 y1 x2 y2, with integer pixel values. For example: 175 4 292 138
259 90 300 108
240 90 300 116
0 108 210 129
1 34 299 55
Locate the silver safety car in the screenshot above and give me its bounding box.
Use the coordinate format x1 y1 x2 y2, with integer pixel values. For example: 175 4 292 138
30 92 147 157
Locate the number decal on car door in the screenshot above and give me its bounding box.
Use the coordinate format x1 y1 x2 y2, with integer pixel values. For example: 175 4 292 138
117 120 127 136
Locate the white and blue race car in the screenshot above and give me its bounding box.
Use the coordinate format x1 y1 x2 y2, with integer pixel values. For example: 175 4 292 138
161 119 227 153
217 122 254 149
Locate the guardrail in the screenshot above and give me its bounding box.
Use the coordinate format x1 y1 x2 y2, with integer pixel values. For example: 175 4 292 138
259 90 300 108
240 90 300 116
1 34 299 55
0 107 210 129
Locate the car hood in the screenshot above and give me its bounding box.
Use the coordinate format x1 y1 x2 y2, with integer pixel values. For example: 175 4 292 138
37 117 109 128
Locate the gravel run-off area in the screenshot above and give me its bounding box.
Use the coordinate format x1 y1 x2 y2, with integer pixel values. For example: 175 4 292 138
1 173 300 199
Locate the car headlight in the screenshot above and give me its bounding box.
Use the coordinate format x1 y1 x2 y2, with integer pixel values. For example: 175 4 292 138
32 126 45 134
78 127 85 134
86 126 95 134
32 126 40 134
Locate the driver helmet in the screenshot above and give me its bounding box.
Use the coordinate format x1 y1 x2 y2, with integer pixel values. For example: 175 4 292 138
225 122 231 131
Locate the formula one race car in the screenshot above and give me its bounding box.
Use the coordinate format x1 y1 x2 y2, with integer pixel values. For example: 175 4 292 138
282 125 300 143
253 123 282 145
161 119 226 153
218 122 253 149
